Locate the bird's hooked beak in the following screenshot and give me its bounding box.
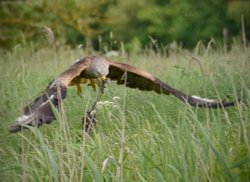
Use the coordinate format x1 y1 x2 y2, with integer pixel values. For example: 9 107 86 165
100 75 106 81
100 76 111 84
98 76 111 94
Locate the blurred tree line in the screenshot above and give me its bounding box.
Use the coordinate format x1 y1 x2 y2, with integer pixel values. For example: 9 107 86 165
0 0 249 51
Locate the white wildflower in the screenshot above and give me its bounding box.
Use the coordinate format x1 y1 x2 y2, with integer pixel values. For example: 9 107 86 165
102 156 114 173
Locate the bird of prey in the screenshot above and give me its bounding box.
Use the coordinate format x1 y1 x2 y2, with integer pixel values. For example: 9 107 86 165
10 56 237 132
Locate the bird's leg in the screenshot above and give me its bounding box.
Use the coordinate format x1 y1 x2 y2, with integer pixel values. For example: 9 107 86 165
90 80 97 91
90 77 110 109
82 80 107 135
76 83 82 96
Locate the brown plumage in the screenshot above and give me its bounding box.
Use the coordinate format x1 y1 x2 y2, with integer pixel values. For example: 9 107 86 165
10 56 238 132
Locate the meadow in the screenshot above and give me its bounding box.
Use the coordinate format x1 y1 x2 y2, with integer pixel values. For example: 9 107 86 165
0 41 249 181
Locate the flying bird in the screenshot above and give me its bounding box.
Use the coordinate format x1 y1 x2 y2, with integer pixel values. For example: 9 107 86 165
10 56 237 132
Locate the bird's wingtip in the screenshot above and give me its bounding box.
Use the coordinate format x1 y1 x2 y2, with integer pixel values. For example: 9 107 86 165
10 114 35 133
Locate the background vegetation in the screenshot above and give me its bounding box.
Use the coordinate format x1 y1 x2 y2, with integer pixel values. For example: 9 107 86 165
0 0 249 50
0 0 250 181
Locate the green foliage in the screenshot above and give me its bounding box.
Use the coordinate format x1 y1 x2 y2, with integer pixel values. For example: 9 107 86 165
0 0 114 49
0 0 249 50
107 0 250 49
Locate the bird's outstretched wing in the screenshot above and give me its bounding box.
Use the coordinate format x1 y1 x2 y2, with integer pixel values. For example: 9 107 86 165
10 58 91 132
53 57 92 86
107 61 237 108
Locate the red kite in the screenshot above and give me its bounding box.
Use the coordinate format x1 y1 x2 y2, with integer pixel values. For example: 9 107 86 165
10 56 238 132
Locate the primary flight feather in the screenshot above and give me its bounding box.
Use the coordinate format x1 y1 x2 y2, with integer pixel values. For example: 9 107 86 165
10 56 237 132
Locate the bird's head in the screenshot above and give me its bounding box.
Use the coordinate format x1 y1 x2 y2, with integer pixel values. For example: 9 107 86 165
88 57 109 79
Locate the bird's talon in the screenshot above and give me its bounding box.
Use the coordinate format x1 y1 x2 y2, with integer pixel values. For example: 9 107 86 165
104 78 111 84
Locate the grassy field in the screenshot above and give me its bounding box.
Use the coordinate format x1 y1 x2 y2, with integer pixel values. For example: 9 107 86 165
0 42 250 181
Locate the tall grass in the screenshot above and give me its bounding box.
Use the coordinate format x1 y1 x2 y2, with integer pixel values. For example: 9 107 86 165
0 41 249 181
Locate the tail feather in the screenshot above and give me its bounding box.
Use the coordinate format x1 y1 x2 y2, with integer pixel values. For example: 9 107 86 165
10 84 67 133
